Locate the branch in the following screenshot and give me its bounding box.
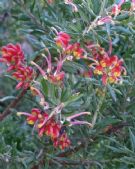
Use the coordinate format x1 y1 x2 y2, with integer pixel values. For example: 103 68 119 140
0 55 42 122
0 89 27 121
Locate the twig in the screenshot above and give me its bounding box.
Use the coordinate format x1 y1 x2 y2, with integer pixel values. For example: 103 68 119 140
0 89 26 121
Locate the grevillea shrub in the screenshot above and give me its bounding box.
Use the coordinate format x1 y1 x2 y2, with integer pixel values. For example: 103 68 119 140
0 0 135 169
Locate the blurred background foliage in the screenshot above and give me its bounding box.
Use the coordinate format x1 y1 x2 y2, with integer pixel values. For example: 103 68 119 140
0 0 135 169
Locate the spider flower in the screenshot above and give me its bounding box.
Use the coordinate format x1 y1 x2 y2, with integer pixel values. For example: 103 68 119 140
55 32 71 48
0 43 24 71
65 43 86 60
31 50 65 85
53 132 71 150
17 108 41 125
91 55 126 85
12 65 35 89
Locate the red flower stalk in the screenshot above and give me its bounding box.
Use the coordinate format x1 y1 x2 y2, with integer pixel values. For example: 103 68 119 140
66 111 92 127
48 71 65 84
111 4 121 16
97 16 113 25
30 86 49 109
64 0 78 12
55 32 71 48
31 50 65 85
111 0 125 16
12 65 35 89
0 43 24 71
17 109 58 138
131 0 135 11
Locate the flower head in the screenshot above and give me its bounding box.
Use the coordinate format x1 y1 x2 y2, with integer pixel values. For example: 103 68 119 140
53 132 71 150
0 43 24 71
12 65 35 89
65 43 86 60
55 32 71 48
17 108 70 149
91 55 126 85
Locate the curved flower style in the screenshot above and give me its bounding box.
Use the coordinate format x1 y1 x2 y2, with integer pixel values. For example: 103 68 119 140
111 0 125 16
0 43 24 71
30 86 49 109
31 49 65 85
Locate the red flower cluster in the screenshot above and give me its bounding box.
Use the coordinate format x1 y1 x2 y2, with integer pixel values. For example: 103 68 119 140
53 132 71 150
12 65 34 89
0 43 24 71
55 32 71 49
0 43 34 89
17 108 71 150
65 43 86 59
88 45 126 85
55 32 86 60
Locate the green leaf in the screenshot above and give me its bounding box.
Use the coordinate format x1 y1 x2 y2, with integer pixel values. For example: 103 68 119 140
129 128 135 152
107 85 117 102
63 93 83 107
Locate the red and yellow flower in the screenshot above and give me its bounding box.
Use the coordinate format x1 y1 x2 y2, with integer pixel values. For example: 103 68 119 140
53 132 71 150
91 55 126 85
17 108 71 150
0 43 24 71
55 32 71 48
12 65 35 89
65 43 86 60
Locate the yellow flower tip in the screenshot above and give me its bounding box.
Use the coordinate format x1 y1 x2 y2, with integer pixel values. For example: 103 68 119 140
27 120 34 125
81 112 91 116
30 61 35 65
17 112 23 116
86 112 91 115
88 123 93 128
38 124 42 128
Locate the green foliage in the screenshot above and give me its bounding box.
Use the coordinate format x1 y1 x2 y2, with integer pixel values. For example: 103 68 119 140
0 0 135 169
